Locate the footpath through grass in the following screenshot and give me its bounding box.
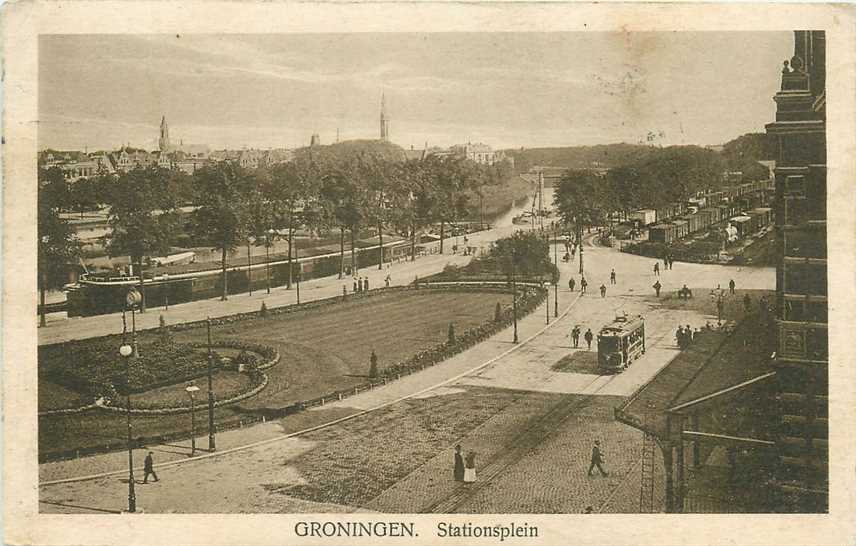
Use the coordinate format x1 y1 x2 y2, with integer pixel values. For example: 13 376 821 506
39 289 511 458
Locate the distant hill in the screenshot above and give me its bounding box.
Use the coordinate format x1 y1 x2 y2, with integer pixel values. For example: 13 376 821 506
292 139 407 164
502 143 657 173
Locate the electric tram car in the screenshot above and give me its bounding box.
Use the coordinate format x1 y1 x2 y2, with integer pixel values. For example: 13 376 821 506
597 315 646 373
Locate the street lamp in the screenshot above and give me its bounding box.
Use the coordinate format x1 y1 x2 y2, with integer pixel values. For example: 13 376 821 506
206 317 216 452
126 288 142 358
119 337 136 512
185 383 200 456
511 250 519 344
553 226 559 318
266 229 275 294
162 273 170 311
39 235 50 328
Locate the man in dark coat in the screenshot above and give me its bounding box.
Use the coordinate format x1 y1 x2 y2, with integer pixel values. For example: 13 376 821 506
569 277 576 291
364 277 370 291
580 277 588 294
353 279 359 293
143 451 159 483
600 284 607 298
729 278 736 295
453 444 465 481
588 440 608 477
610 269 616 284
653 280 662 297
584 328 594 350
571 326 581 348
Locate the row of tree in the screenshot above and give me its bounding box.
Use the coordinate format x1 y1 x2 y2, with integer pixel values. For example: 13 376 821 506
554 144 771 232
38 149 515 317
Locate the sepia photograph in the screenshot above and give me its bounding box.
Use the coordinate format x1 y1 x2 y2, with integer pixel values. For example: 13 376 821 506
4 2 855 545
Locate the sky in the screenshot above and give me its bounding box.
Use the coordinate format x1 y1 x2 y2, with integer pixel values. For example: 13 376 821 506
38 32 792 152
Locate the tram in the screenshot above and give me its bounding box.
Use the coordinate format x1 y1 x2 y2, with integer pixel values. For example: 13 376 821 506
597 314 646 373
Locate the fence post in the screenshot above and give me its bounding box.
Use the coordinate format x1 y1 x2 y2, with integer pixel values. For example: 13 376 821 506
338 393 343 401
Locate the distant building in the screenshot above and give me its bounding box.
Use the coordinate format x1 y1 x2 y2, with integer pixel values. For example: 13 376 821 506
450 142 502 165
238 149 264 169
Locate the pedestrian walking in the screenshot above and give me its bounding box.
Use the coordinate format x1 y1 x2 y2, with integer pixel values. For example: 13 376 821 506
669 255 675 270
588 440 608 477
653 280 662 298
385 274 391 288
729 279 736 295
464 451 477 483
653 262 660 276
143 451 159 483
686 324 693 343
580 277 588 294
676 325 685 348
353 279 359 293
453 444 465 482
610 269 616 284
600 284 607 298
584 328 594 350
571 326 581 348
569 277 576 291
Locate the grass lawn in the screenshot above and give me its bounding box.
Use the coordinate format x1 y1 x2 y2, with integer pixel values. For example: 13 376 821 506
129 370 256 410
39 289 511 458
38 381 90 412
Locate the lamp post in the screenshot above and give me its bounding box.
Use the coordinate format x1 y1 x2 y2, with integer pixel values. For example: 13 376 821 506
511 249 519 344
266 229 275 294
162 273 170 311
118 342 136 513
119 289 141 514
577 221 585 276
126 288 141 358
553 226 559 318
206 317 216 452
295 245 301 305
39 235 49 328
185 384 200 456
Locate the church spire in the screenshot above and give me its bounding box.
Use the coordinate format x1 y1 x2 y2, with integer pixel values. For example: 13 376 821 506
380 94 389 142
158 116 171 152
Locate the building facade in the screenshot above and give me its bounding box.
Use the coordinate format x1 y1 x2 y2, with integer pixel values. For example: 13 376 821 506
765 30 827 512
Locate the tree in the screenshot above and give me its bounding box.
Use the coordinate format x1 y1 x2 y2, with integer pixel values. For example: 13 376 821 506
268 157 319 289
104 166 179 312
554 170 608 232
490 230 553 280
191 161 251 301
396 159 432 262
319 162 359 278
38 168 80 327
357 153 398 270
424 155 474 253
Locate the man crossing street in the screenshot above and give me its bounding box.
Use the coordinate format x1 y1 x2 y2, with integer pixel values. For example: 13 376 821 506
588 440 608 477
584 328 594 350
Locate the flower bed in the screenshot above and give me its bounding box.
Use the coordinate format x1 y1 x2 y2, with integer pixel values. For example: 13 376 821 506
38 338 220 401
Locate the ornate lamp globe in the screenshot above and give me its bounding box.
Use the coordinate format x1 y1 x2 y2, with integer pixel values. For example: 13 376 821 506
119 344 133 358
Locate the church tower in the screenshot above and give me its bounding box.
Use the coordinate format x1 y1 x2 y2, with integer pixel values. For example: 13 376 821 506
380 94 390 142
158 116 171 152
